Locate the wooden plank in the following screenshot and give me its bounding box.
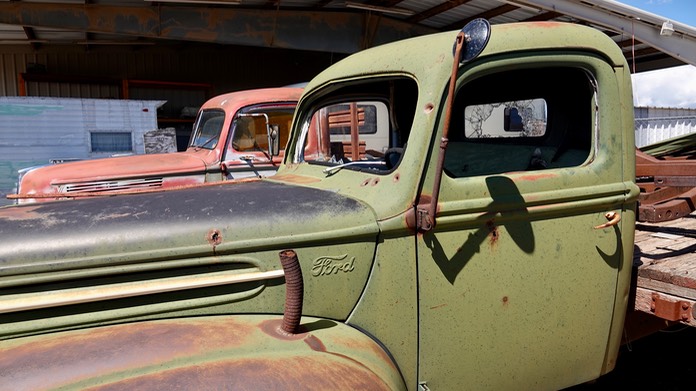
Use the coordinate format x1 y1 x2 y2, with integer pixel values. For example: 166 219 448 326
637 276 696 301
327 108 365 127
634 211 696 302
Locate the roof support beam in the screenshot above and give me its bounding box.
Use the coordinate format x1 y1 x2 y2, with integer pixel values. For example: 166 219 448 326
0 3 436 53
22 26 41 51
512 0 696 67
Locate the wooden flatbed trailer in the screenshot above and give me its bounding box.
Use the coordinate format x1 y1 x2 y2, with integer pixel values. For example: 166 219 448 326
628 139 696 338
633 213 696 328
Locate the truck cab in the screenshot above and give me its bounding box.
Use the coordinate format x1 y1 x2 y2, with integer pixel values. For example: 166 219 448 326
12 87 301 203
0 21 639 390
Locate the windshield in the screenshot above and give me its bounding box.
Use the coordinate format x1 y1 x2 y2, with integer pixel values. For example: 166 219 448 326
189 109 225 149
295 78 417 174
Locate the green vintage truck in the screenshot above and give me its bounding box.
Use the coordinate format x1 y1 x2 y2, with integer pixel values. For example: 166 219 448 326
2 20 695 390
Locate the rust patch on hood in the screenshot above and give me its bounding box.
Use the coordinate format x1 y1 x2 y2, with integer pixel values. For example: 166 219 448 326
2 315 400 390
89 355 392 391
0 318 255 390
0 204 67 227
0 205 45 221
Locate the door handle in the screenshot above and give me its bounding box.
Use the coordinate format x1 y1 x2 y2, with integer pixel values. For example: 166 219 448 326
594 211 621 229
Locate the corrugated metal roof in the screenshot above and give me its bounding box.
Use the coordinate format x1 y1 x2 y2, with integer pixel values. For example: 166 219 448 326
0 0 694 72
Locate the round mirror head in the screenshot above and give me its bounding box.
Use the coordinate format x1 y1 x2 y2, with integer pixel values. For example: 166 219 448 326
455 18 491 64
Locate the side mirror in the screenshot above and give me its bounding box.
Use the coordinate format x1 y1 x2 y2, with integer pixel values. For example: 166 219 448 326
268 124 280 157
454 18 491 65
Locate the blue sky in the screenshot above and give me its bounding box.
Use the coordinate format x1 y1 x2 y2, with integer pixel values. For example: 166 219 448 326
617 1 696 107
619 0 696 26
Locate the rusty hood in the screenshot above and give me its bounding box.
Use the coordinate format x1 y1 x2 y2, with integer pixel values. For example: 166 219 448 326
18 149 211 195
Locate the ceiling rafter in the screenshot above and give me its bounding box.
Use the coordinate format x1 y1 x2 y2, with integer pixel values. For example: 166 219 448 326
22 26 41 50
442 4 520 31
523 10 562 22
367 1 406 7
0 0 692 71
0 2 436 54
408 0 474 24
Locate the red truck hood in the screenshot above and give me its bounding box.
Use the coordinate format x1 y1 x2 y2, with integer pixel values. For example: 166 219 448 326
19 151 211 195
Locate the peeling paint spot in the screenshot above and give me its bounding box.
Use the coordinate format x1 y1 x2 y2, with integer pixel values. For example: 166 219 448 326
207 229 222 246
269 174 320 184
487 220 499 247
516 173 556 181
304 334 327 352
392 173 400 183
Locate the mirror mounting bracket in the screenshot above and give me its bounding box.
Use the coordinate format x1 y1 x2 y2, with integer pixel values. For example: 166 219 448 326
420 18 491 233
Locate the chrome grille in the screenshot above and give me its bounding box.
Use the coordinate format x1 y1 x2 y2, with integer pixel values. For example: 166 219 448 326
60 178 164 193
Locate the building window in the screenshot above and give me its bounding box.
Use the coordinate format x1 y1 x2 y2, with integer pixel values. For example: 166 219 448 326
90 132 133 153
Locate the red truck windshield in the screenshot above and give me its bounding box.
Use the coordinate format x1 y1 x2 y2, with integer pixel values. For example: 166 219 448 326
190 109 225 149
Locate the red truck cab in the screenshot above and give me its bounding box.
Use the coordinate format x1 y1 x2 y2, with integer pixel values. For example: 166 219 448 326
13 87 302 203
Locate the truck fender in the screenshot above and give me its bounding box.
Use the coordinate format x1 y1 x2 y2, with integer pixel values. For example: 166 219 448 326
0 314 405 390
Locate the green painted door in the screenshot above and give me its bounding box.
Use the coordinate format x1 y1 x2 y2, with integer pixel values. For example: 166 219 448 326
416 61 634 390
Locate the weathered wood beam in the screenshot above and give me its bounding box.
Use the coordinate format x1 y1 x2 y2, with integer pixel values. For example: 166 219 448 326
0 3 436 53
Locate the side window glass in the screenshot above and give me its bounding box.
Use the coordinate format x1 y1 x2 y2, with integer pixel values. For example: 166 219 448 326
227 106 295 158
445 67 593 178
465 99 547 139
232 115 265 152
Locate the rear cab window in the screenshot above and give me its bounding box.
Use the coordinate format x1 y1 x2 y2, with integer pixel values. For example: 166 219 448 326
445 67 593 178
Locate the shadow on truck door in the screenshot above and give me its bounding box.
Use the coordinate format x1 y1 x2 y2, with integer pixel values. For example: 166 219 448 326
423 176 534 284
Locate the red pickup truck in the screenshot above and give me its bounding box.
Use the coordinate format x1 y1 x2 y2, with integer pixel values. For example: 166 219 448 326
12 87 302 203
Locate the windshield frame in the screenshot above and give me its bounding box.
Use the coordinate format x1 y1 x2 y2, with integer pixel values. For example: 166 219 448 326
189 108 226 150
290 76 419 176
